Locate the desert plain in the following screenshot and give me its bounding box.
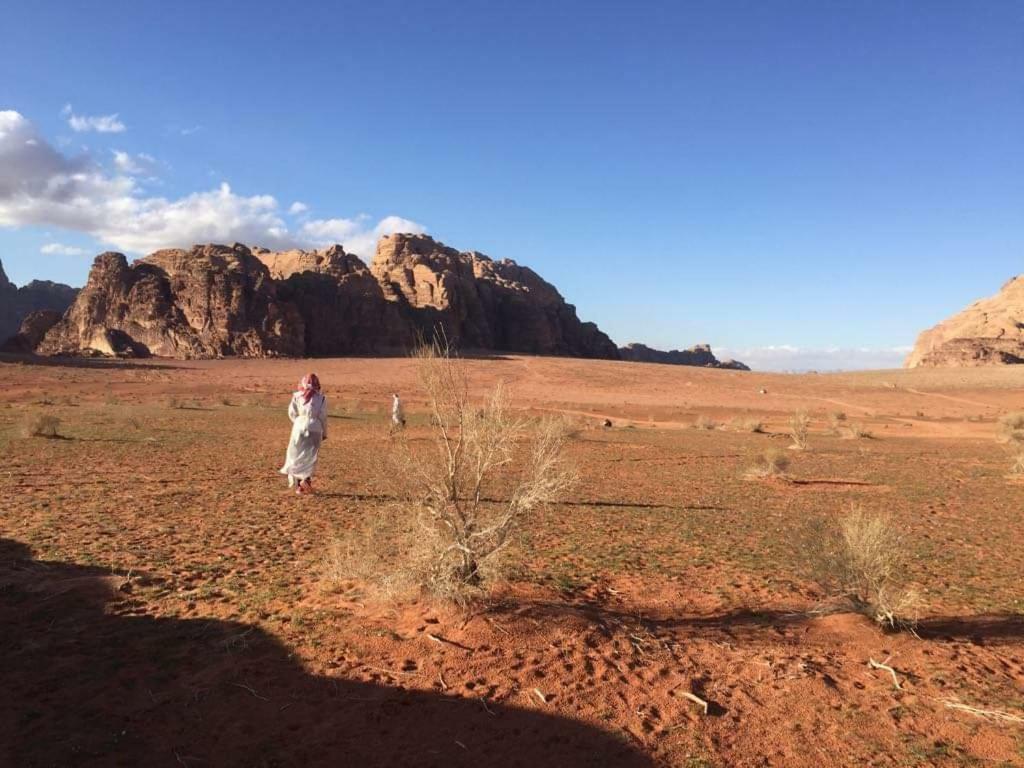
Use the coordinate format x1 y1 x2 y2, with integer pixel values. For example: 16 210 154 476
1 354 1022 767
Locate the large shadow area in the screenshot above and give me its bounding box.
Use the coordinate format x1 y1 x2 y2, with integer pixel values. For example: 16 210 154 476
0 539 652 768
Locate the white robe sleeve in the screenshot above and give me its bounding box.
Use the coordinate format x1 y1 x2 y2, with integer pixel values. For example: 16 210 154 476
319 396 328 439
288 396 299 423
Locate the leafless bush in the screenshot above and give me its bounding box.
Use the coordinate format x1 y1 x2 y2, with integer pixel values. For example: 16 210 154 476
370 340 576 605
167 396 184 410
804 504 920 628
743 448 790 479
22 412 61 438
997 412 1024 445
789 410 810 450
693 415 718 431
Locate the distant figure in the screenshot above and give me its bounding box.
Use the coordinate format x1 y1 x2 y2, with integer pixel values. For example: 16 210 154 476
391 392 406 430
603 418 613 428
279 373 328 495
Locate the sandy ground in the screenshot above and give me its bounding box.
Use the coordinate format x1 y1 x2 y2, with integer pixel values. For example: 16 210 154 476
1 354 1022 767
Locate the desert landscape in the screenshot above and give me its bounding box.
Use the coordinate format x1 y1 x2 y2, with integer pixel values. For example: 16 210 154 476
2 353 1023 767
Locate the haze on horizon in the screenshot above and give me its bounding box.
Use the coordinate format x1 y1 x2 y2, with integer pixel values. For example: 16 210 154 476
1 1 1021 372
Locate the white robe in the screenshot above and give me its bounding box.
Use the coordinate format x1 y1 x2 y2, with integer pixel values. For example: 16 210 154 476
279 391 327 481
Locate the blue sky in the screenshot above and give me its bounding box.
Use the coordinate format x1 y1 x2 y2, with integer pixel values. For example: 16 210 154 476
1 1 1021 370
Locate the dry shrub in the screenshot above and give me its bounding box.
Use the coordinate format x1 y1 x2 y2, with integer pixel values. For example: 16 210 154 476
997 412 1024 444
363 341 576 606
743 448 790 479
693 415 718 431
730 417 765 433
22 412 61 438
167 396 184 410
789 410 810 450
804 504 920 628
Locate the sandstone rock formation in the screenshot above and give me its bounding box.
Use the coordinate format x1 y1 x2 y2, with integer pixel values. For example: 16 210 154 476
905 276 1024 367
0 259 78 344
0 310 64 353
619 342 750 370
370 234 619 359
37 245 304 358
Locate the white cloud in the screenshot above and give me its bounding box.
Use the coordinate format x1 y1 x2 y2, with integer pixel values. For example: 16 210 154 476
0 111 426 258
111 150 157 177
301 214 427 258
40 242 88 256
288 201 309 215
179 125 201 136
716 344 913 372
63 103 126 133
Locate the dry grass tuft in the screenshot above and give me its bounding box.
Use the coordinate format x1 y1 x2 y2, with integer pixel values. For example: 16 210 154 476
997 412 1024 444
843 422 872 440
827 411 846 435
804 504 920 628
22 412 61 439
351 339 576 606
693 415 718 431
1008 446 1024 477
743 448 790 480
730 417 765 433
789 410 810 450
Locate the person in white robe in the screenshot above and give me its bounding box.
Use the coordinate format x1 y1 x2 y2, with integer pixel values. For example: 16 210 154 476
279 373 328 494
391 392 405 430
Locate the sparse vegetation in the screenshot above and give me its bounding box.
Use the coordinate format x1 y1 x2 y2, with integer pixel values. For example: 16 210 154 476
368 340 576 605
743 448 790 479
693 415 718 431
998 412 1024 444
789 410 810 450
1008 446 1024 477
22 411 61 438
827 411 846 435
843 422 872 440
730 416 765 433
804 504 920 628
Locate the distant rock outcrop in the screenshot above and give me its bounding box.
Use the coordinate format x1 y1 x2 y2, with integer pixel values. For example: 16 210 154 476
370 234 619 359
906 276 1024 367
619 342 750 370
38 245 304 358
0 259 78 345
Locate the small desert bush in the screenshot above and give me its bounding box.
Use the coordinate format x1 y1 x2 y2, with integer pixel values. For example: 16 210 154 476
22 412 61 438
366 340 576 606
730 416 765 433
693 415 718 431
789 410 810 450
997 412 1024 444
1008 446 1024 477
167 396 184 410
743 448 790 479
804 504 920 628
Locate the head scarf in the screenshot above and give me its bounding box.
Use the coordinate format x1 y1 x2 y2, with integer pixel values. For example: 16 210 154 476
298 373 321 404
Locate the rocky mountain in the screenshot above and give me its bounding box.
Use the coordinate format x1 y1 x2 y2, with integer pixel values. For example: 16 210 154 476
37 245 304 358
0 259 78 344
619 342 750 370
370 234 620 359
905 276 1024 367
23 235 750 369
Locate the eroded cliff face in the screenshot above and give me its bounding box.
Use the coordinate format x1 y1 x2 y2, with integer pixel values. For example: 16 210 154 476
906 276 1024 368
0 258 78 344
38 245 304 358
370 234 620 359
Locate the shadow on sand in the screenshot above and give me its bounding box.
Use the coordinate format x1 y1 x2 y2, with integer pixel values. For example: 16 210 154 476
0 352 182 370
0 538 652 767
